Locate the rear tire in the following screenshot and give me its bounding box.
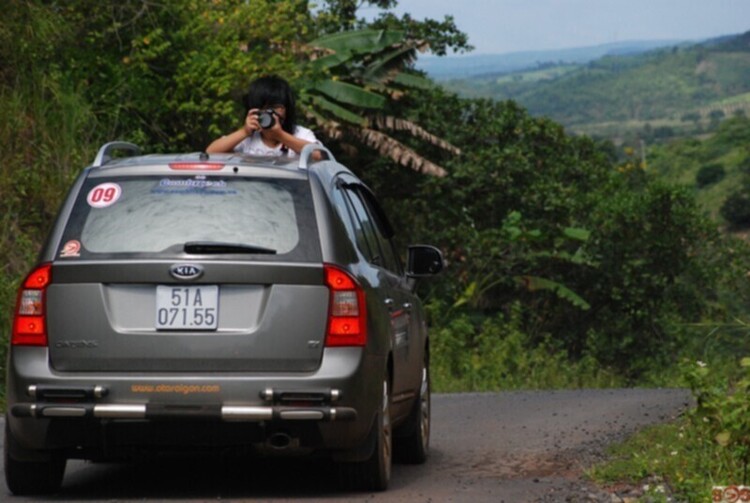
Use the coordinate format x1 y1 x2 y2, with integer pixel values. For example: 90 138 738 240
4 422 66 495
341 378 392 491
395 359 430 464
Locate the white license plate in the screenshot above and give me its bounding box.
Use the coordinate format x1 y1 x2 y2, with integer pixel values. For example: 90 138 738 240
155 285 218 330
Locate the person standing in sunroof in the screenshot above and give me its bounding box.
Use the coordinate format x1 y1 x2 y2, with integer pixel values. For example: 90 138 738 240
206 75 320 158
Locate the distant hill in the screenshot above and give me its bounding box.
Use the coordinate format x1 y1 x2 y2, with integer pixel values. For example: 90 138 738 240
417 40 687 80
437 31 750 129
646 115 750 226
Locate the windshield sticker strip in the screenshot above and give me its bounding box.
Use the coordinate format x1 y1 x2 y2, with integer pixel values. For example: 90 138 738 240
151 178 237 195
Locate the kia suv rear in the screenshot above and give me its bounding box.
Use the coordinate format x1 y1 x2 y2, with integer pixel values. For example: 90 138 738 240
5 142 443 494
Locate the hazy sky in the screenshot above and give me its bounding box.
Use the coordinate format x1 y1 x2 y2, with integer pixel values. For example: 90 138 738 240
362 0 750 55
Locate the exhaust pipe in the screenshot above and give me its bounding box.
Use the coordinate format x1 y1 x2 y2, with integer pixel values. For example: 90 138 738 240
267 432 293 450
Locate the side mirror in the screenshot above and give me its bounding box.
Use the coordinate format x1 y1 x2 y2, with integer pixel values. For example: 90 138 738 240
406 245 444 277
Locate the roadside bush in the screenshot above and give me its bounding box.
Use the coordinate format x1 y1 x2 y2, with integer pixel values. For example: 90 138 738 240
591 355 750 502
572 178 720 377
0 76 102 375
429 302 621 392
685 358 750 470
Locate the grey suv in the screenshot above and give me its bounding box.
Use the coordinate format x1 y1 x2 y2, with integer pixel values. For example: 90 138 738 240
5 142 443 494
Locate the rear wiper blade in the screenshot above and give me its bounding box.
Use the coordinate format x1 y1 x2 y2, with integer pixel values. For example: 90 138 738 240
184 241 277 255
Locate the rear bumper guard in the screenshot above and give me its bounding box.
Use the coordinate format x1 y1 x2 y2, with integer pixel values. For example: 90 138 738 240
11 403 357 422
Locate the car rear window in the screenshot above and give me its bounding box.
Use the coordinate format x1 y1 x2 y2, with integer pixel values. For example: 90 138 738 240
58 175 320 261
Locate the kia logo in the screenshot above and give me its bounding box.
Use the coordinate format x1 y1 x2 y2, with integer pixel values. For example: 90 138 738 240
170 264 204 280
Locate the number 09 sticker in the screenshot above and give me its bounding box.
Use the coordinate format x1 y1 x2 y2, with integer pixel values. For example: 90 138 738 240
87 183 122 208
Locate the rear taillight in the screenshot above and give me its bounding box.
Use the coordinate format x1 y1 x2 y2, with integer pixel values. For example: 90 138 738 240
12 263 52 346
324 265 367 347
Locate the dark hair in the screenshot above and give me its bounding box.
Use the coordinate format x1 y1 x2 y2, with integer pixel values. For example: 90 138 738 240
243 75 297 135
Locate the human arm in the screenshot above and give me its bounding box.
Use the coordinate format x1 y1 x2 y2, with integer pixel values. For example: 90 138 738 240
205 109 261 154
265 121 323 160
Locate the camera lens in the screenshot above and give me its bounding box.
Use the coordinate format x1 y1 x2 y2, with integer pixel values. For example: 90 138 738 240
258 110 275 129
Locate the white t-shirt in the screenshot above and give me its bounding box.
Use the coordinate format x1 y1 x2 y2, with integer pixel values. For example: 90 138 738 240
234 126 318 158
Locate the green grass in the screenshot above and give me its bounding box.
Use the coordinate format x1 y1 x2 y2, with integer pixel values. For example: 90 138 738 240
589 420 717 502
430 306 626 392
590 354 750 502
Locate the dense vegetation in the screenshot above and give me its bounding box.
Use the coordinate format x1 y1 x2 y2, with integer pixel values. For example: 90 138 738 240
586 113 750 502
442 31 750 134
591 358 750 501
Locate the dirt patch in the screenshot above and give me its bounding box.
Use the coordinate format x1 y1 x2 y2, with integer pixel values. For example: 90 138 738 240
456 450 586 480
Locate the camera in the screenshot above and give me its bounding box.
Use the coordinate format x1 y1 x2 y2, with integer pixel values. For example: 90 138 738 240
257 109 277 129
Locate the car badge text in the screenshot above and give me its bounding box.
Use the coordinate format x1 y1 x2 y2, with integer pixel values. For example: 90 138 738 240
170 264 204 280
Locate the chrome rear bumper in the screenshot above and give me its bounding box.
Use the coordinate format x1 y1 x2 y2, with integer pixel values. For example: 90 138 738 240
11 402 357 421
13 384 356 422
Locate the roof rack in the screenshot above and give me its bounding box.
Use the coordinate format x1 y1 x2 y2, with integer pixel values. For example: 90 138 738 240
92 142 142 167
299 144 335 170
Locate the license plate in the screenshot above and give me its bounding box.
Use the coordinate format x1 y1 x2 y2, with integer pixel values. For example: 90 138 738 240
156 285 218 330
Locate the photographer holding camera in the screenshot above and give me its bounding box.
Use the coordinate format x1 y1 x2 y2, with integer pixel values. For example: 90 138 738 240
206 76 321 158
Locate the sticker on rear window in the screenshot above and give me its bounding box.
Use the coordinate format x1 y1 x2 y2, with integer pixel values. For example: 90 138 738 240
150 177 237 196
87 182 122 208
60 239 81 258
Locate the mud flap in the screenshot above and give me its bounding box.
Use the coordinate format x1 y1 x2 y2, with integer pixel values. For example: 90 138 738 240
330 413 377 463
5 419 56 463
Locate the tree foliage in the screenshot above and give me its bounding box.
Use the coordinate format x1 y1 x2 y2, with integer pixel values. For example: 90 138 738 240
721 190 750 228
27 0 313 150
1 1 462 173
359 87 743 378
313 0 472 56
696 163 726 188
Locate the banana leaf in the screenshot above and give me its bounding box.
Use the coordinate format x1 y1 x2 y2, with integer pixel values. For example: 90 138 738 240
392 72 434 90
309 29 405 54
311 96 366 126
309 52 353 71
363 45 417 83
515 275 591 310
563 227 591 241
311 80 386 109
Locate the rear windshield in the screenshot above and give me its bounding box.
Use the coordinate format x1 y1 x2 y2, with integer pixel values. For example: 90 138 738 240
58 175 320 261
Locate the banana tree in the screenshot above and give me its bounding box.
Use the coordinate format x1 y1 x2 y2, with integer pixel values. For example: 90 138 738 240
452 211 594 311
298 28 459 177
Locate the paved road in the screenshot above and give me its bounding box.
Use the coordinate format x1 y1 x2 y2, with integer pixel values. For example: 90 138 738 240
0 389 691 502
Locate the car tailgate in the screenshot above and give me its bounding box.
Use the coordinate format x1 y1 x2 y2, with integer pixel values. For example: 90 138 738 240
46 262 328 372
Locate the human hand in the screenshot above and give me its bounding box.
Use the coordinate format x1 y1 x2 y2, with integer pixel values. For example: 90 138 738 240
264 111 284 139
244 109 261 135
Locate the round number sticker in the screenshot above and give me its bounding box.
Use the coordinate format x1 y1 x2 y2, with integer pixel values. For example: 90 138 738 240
87 183 122 208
